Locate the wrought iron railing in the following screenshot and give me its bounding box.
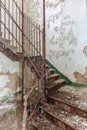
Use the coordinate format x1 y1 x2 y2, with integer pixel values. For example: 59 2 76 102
0 0 46 78
0 0 46 129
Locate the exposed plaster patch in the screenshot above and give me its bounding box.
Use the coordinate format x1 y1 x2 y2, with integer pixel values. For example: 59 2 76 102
6 72 22 92
73 71 87 84
83 66 87 78
0 72 21 92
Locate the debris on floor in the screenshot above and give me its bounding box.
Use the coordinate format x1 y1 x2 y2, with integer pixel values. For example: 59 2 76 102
0 99 23 130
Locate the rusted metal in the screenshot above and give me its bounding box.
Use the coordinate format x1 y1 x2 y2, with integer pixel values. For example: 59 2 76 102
8 0 10 39
4 0 6 39
12 0 14 46
15 2 17 47
0 0 47 128
43 0 46 99
43 0 46 61
22 0 24 102
23 91 28 130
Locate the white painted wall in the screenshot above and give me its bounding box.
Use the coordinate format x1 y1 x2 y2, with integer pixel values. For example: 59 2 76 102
27 0 87 83
46 0 87 82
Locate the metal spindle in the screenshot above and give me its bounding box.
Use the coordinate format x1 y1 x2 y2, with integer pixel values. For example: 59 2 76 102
19 8 20 52
4 0 6 39
31 20 33 56
8 0 10 39
15 2 17 48
12 0 14 46
39 26 41 54
28 17 30 56
36 24 38 56
27 16 29 56
34 22 35 60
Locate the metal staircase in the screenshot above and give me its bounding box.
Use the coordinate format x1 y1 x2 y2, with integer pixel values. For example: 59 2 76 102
0 1 87 130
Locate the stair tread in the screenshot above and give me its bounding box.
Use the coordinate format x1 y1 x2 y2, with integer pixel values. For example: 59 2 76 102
47 73 59 80
32 114 60 130
49 92 87 112
40 103 87 130
49 69 55 73
46 79 65 90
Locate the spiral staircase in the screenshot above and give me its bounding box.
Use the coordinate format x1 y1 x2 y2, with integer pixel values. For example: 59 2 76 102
0 1 87 130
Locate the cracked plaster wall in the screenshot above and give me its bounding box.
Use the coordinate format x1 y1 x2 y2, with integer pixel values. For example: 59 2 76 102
0 0 29 100
0 52 21 100
28 0 87 84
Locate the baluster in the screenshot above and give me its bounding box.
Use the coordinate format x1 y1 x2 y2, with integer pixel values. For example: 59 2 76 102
28 17 30 57
15 2 17 48
39 26 41 55
31 20 33 56
36 24 38 56
34 21 36 63
27 16 29 56
12 0 14 46
4 0 6 39
19 8 20 52
8 0 10 39
23 91 28 130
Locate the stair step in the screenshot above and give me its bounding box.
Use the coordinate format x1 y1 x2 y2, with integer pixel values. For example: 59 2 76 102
47 74 59 83
40 103 87 130
49 69 55 75
32 114 60 130
48 92 87 118
46 79 65 91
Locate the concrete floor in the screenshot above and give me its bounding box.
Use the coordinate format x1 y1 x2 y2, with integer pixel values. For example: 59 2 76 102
0 100 23 130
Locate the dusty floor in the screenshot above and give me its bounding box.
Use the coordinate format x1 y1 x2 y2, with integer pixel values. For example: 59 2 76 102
59 85 87 101
0 99 23 130
0 86 87 130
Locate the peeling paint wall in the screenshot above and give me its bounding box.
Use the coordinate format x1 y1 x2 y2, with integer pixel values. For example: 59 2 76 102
28 0 87 84
0 52 21 100
0 0 30 101
46 0 87 83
